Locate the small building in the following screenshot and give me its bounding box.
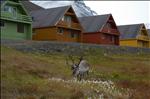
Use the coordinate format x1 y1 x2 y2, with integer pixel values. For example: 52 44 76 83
118 24 149 48
79 14 120 45
0 0 32 40
30 6 82 42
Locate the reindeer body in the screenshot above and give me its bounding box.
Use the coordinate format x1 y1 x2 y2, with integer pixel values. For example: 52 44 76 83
73 60 90 80
66 55 90 80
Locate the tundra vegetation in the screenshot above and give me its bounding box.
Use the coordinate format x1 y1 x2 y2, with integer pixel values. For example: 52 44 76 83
1 46 150 99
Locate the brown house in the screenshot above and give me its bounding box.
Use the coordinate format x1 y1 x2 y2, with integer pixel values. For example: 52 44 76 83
29 6 82 42
79 14 120 45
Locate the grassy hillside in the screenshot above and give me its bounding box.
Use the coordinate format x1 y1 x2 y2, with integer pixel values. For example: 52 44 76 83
1 46 150 99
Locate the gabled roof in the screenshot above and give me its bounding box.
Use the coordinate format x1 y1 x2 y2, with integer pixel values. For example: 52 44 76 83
21 1 44 13
118 24 144 39
30 6 73 28
1 0 29 16
78 14 111 33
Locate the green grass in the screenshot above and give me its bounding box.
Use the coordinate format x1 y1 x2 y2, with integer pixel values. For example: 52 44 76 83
1 46 150 99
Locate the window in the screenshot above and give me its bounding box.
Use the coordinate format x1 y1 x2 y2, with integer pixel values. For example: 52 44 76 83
17 23 24 33
64 15 72 23
32 17 35 21
4 6 12 12
4 6 17 15
106 23 112 28
111 36 115 43
69 30 79 38
70 33 75 38
102 34 106 40
4 6 10 12
74 33 79 38
0 20 5 27
58 28 64 34
32 29 36 35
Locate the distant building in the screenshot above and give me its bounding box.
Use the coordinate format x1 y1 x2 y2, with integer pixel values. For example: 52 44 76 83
0 0 32 40
79 14 120 45
29 6 83 42
118 24 149 48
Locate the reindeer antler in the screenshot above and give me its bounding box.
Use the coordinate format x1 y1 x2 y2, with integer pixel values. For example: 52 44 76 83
65 54 76 67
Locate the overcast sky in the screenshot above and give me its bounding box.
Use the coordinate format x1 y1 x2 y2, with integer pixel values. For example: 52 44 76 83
32 1 150 28
84 1 150 28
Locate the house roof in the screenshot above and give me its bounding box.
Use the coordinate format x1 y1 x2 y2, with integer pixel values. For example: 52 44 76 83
78 14 111 33
21 1 44 13
30 6 72 28
118 24 144 39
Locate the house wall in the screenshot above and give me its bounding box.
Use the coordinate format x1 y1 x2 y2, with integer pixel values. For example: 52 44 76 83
33 27 81 42
56 28 81 42
82 32 119 45
100 33 119 45
1 20 31 40
120 39 138 47
82 32 101 44
137 40 149 48
32 27 57 41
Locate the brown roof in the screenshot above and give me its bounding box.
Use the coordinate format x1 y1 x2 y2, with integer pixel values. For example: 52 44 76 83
30 6 73 28
21 1 44 13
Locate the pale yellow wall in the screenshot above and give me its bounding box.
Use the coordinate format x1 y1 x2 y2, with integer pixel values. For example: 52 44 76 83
120 39 138 47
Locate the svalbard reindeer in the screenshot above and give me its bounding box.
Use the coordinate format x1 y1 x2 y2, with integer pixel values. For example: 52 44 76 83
66 55 90 80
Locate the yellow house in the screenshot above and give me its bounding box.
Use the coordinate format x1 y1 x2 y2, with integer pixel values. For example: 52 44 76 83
118 24 149 48
147 29 150 48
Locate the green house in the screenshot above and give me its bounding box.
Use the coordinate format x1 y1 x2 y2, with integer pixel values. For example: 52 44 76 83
0 0 32 40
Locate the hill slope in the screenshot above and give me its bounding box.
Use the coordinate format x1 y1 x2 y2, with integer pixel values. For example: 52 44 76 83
1 45 150 99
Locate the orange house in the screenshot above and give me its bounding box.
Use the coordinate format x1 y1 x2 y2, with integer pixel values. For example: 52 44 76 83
30 6 82 42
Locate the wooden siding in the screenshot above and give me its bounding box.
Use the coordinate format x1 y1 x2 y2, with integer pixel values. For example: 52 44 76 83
57 20 81 30
83 33 101 44
137 40 149 48
120 39 138 47
101 27 119 35
32 27 57 41
83 32 119 45
100 33 119 45
120 39 149 48
56 28 81 42
32 27 81 42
